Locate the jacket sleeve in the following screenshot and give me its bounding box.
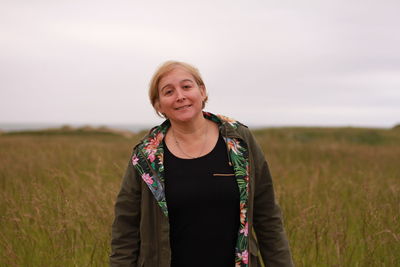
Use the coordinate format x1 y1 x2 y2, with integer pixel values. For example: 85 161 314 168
246 130 294 267
110 152 142 267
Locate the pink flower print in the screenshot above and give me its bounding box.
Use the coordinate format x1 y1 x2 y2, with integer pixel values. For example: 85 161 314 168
146 132 164 151
241 250 248 264
148 152 156 162
131 155 139 166
236 250 249 265
240 222 248 236
141 173 153 184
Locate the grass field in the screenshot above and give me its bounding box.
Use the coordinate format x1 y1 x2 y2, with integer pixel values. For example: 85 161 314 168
1 127 399 266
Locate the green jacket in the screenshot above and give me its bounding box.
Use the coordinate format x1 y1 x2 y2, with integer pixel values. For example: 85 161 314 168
110 112 294 267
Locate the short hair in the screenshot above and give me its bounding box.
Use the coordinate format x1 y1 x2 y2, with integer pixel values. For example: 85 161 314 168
149 60 208 118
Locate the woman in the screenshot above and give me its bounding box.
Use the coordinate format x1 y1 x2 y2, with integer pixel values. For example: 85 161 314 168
110 61 294 267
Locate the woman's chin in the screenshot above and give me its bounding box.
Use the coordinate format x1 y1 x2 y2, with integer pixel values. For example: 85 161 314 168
169 110 203 124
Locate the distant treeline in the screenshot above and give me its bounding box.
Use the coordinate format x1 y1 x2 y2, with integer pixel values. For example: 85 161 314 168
1 124 400 146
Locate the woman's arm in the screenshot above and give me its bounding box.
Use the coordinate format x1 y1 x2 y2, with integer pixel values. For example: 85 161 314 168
245 129 294 267
110 153 142 267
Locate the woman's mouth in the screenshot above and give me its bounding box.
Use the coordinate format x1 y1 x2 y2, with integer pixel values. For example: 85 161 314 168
175 105 192 110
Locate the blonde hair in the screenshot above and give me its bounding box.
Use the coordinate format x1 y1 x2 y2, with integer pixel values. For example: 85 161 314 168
149 60 208 117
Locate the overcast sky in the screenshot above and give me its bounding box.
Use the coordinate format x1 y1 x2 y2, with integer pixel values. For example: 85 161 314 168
1 0 399 128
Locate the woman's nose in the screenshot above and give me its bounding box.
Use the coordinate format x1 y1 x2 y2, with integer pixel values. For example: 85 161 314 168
176 88 186 101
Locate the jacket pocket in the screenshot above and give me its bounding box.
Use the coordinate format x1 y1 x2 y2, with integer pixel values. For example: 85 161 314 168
212 173 235 177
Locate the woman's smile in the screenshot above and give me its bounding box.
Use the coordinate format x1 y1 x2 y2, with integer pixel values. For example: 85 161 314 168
175 104 192 110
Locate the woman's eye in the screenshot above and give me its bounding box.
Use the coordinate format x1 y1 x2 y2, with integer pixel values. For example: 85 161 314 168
183 85 192 89
161 88 173 96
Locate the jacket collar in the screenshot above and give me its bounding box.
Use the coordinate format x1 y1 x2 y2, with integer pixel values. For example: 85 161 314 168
142 111 244 142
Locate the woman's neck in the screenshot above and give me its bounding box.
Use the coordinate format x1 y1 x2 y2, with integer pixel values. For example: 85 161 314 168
165 113 219 159
169 114 208 140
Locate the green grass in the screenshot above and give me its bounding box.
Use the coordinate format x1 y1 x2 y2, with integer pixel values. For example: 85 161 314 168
0 127 399 266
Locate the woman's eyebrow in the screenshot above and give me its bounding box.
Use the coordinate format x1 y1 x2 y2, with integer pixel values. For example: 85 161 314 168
180 79 194 83
160 79 194 91
160 84 172 91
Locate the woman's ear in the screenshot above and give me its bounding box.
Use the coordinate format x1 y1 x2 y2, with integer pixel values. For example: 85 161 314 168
200 85 207 100
154 100 161 113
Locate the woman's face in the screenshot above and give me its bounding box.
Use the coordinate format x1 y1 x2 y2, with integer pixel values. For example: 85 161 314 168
156 67 206 124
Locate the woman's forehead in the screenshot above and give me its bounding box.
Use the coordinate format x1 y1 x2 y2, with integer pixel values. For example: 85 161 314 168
159 67 195 86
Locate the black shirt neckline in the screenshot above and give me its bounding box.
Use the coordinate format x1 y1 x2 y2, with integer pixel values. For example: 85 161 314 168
162 133 222 161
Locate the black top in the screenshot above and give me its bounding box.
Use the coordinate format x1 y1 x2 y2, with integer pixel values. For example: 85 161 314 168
164 134 240 267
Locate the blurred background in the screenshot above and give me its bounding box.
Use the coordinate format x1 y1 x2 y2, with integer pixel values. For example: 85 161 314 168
1 2 400 266
1 0 399 130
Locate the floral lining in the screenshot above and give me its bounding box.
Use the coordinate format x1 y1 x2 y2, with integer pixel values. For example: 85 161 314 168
132 112 250 266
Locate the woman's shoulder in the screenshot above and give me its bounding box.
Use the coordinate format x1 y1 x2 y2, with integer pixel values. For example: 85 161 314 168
215 113 250 136
215 114 262 152
131 121 170 154
212 113 246 128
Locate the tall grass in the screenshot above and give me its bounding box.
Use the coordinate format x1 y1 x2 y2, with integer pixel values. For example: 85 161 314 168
0 128 399 266
0 134 138 266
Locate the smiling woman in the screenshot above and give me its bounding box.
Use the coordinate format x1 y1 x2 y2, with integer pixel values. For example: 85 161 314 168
156 67 207 124
110 61 294 267
148 61 208 118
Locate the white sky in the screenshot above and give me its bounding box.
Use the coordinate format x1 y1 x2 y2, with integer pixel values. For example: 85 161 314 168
1 0 399 127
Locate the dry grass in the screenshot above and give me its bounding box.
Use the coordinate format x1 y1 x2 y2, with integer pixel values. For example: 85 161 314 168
0 128 399 266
